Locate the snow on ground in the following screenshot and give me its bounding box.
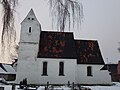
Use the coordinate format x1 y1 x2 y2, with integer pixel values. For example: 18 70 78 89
37 82 120 90
1 82 120 90
84 82 120 90
0 85 12 90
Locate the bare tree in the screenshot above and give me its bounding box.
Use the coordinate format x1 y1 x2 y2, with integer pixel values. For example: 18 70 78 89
0 0 18 63
49 0 83 31
0 0 83 43
0 0 83 63
0 0 18 44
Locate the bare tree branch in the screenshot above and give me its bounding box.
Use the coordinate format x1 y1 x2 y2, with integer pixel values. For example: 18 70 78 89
0 0 83 63
0 0 18 45
0 0 18 63
49 0 83 32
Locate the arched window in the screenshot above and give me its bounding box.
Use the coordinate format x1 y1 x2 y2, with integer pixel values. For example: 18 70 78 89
59 62 64 76
29 27 32 33
42 62 48 76
87 66 92 76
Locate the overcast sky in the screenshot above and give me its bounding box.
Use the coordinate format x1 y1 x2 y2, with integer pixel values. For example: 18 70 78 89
1 0 120 64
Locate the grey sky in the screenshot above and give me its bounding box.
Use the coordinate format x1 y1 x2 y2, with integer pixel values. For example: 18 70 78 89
14 0 120 64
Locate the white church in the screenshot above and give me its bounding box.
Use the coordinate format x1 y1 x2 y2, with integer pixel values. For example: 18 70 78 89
15 9 112 85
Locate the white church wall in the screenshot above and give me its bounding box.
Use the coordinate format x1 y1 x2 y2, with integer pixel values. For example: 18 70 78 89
76 64 112 84
20 9 41 44
16 58 76 84
15 60 40 84
18 9 41 61
20 21 41 43
18 43 38 61
37 58 76 84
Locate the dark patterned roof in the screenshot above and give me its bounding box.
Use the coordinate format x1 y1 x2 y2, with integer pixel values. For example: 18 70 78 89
75 40 105 64
100 64 117 72
37 31 77 59
37 31 105 65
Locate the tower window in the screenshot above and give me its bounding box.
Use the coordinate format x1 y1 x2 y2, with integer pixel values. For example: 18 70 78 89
87 66 93 76
28 17 30 20
42 62 48 76
32 18 34 20
59 62 64 76
29 27 32 33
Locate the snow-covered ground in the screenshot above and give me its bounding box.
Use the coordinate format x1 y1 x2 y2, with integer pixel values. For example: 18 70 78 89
0 85 12 90
84 82 120 90
0 82 120 90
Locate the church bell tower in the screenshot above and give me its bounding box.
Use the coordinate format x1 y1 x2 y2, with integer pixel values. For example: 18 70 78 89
19 9 41 61
16 9 41 84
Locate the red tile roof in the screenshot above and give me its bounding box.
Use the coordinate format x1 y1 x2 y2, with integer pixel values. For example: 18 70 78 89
75 40 105 64
37 31 105 65
37 31 77 59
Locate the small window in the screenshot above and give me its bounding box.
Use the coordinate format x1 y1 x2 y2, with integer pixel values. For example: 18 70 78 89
87 66 92 76
42 62 48 76
29 27 32 33
32 18 34 20
28 17 30 20
59 62 64 76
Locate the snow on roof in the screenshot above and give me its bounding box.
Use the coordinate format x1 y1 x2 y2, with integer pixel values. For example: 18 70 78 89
0 63 16 74
0 67 6 73
3 64 16 73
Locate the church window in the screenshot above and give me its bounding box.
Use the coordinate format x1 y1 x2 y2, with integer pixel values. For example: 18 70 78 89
32 18 34 20
42 62 48 76
29 27 32 33
87 66 93 76
59 62 64 76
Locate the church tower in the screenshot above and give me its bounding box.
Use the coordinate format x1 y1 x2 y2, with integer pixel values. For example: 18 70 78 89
18 9 41 61
16 9 41 84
